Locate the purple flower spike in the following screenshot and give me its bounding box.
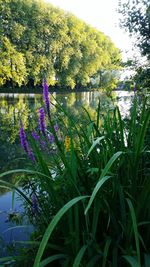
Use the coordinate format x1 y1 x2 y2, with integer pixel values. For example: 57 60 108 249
19 125 36 162
54 123 59 132
31 193 39 215
28 149 36 162
39 108 46 135
40 140 46 150
133 86 137 94
32 131 40 141
19 125 29 153
47 133 55 143
43 79 50 118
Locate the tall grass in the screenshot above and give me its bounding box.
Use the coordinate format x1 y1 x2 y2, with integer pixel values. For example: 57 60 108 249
0 95 149 267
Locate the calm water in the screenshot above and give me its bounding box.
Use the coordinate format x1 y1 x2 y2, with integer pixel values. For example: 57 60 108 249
0 90 134 251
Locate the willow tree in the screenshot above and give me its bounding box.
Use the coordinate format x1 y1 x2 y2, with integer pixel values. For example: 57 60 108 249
0 0 121 89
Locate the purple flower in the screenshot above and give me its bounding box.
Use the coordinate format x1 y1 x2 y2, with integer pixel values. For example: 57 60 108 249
47 133 55 143
54 123 59 132
32 130 40 141
19 125 35 162
19 125 29 153
40 140 46 150
43 79 50 118
134 86 137 94
28 149 36 162
39 108 46 135
31 193 39 215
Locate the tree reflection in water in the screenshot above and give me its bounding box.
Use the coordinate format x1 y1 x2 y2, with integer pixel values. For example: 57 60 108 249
0 91 114 192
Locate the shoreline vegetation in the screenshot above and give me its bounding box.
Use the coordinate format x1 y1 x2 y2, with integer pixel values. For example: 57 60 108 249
0 88 129 94
0 84 136 94
0 82 149 266
0 0 149 265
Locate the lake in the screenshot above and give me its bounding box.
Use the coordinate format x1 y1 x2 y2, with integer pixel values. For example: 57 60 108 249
0 90 134 254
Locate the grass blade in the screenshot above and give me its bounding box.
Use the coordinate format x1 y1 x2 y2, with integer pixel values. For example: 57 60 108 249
0 257 15 263
39 254 67 267
126 198 141 265
33 196 89 267
116 106 125 149
135 108 150 164
0 169 52 181
96 98 101 129
123 256 141 267
87 255 101 267
0 179 32 205
102 238 111 267
72 245 88 267
87 136 104 157
100 151 122 179
85 176 111 215
3 225 30 233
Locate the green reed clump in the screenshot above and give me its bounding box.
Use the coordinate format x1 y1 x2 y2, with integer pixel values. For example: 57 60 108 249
0 92 149 267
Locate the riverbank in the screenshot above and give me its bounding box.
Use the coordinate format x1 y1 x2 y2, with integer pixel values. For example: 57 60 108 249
0 85 134 94
0 84 96 94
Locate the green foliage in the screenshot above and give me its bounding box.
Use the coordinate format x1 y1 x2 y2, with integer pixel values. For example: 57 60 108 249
0 37 27 86
118 0 150 90
0 0 121 88
134 67 150 89
0 93 149 266
118 0 150 60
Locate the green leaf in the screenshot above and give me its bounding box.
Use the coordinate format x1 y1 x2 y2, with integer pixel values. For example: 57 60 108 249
0 257 15 263
87 255 101 267
102 238 111 267
135 108 150 164
123 256 141 267
33 196 89 267
72 245 88 267
0 179 31 205
87 136 104 157
116 106 125 149
39 254 67 267
100 151 122 179
15 241 63 251
0 169 51 181
126 198 141 265
85 176 111 215
96 98 101 129
3 225 30 233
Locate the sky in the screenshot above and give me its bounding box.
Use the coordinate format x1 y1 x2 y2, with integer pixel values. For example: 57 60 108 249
44 0 133 61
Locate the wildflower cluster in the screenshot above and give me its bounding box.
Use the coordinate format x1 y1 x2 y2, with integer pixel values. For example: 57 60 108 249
43 79 50 118
16 90 150 267
19 125 35 162
65 136 70 151
39 107 46 136
19 81 62 158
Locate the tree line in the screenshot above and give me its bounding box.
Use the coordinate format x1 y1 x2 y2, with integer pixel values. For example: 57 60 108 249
0 0 121 89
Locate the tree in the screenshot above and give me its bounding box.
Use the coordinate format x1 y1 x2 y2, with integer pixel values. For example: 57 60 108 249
118 0 150 60
0 0 121 89
0 37 27 86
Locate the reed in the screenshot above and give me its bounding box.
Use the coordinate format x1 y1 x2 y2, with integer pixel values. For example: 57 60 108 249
0 92 149 267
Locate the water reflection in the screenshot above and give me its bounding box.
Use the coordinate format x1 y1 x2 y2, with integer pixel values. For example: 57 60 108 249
0 191 32 256
0 91 132 175
0 90 135 247
115 91 135 117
